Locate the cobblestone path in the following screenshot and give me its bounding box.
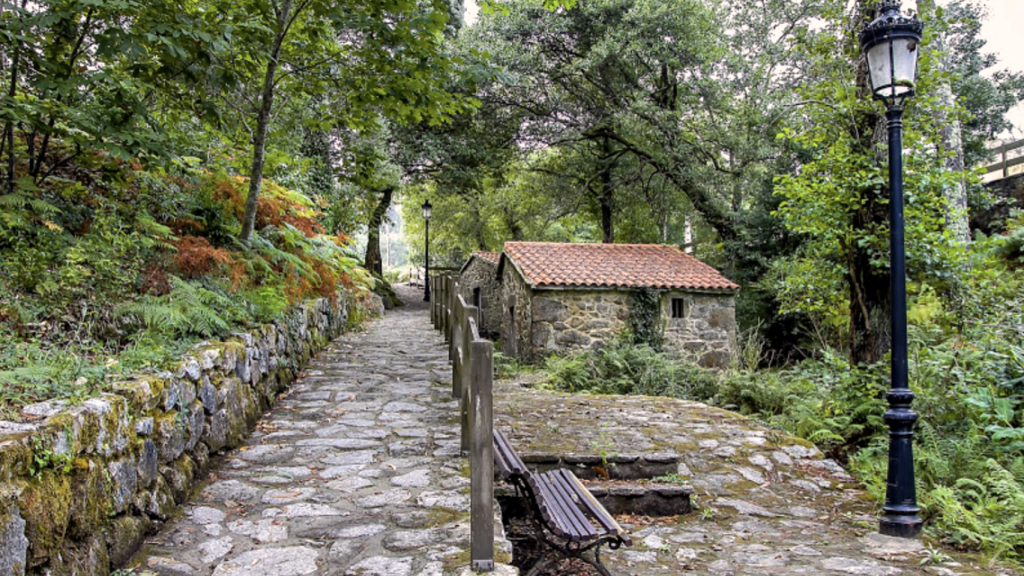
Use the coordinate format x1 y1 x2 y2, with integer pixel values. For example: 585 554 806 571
133 286 509 576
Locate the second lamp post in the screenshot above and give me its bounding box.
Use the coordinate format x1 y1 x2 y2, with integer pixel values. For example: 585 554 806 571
422 199 432 302
858 0 924 538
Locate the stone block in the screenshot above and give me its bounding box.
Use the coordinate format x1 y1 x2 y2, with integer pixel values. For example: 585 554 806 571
18 472 72 568
67 461 109 539
105 514 150 567
700 350 732 368
108 459 138 514
532 298 567 323
137 440 159 488
555 330 590 347
0 495 28 576
154 412 187 464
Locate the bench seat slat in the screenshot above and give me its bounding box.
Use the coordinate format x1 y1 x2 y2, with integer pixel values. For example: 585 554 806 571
558 469 631 545
541 471 601 540
530 472 595 541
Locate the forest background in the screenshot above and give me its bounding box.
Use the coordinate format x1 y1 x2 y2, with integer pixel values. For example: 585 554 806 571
3 0 1024 567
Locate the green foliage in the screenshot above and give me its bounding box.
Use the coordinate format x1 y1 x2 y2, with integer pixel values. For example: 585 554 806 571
928 459 1024 560
717 352 887 455
627 288 664 350
546 343 721 402
115 276 242 340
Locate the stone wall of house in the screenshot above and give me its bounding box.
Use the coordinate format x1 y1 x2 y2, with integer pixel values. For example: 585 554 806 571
457 258 501 337
0 292 379 576
500 265 533 359
528 290 631 361
662 292 736 367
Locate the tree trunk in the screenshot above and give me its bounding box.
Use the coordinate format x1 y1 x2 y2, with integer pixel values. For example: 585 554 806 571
4 2 22 194
848 1 891 366
920 0 970 246
599 137 615 243
240 1 293 243
364 187 393 277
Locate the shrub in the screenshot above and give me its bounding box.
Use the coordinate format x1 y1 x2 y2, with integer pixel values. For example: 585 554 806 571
546 343 721 402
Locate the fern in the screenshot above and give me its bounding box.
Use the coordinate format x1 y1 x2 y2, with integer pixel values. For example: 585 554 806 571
115 276 242 339
928 459 1024 560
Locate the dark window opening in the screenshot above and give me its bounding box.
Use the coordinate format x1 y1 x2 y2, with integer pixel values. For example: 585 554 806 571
671 298 685 319
473 287 482 308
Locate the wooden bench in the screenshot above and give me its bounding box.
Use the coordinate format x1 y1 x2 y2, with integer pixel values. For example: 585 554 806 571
493 428 632 576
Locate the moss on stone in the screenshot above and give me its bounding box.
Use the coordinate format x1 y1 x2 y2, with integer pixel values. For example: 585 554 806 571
67 462 110 540
19 473 73 567
104 514 151 567
0 435 32 480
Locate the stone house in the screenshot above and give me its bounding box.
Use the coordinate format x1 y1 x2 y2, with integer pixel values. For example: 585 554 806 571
496 242 739 366
456 251 502 337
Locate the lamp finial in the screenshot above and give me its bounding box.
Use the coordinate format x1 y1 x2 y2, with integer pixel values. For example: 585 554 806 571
877 1 901 14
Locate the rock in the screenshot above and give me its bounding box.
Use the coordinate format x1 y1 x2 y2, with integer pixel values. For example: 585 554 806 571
203 480 259 504
820 557 903 576
227 519 287 543
198 536 233 563
715 498 778 517
147 556 197 575
383 529 443 550
355 489 411 508
391 469 431 488
345 556 414 576
189 506 226 525
0 500 28 576
137 439 159 487
108 458 138 514
212 546 319 576
335 523 388 538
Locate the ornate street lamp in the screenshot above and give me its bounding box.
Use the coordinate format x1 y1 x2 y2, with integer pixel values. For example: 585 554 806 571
859 0 924 539
422 199 433 302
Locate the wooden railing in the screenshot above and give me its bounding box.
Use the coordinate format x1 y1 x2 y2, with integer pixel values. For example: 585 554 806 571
984 138 1024 179
430 272 494 572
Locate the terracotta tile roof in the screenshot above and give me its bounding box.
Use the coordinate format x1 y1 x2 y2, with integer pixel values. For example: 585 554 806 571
459 251 501 275
473 251 501 265
501 242 739 291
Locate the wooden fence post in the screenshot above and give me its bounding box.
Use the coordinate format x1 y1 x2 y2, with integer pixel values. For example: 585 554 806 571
452 294 465 401
461 304 478 455
470 334 494 571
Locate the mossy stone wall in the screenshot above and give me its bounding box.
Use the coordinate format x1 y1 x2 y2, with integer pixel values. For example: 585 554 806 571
0 293 371 576
457 257 501 337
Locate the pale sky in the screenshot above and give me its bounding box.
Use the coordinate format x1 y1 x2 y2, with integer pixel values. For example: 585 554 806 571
463 0 1024 137
927 0 1024 138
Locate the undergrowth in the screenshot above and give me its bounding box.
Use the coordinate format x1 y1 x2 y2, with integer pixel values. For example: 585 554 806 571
0 166 375 418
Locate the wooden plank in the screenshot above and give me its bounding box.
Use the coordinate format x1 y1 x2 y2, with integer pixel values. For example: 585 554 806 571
470 339 494 570
529 474 588 541
560 469 631 544
536 471 598 537
493 428 527 475
985 153 1024 174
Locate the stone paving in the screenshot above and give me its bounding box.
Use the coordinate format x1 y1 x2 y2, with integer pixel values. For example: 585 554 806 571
131 285 514 576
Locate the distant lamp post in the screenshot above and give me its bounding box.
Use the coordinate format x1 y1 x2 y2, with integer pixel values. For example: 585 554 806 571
422 199 433 302
859 0 924 539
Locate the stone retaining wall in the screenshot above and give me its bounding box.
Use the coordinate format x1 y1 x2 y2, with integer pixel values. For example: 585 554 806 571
0 293 377 576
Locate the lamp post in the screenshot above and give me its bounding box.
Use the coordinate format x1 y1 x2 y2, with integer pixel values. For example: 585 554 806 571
422 199 432 302
858 0 924 539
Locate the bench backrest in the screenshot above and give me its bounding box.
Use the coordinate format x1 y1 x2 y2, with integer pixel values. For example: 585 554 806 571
493 428 528 480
